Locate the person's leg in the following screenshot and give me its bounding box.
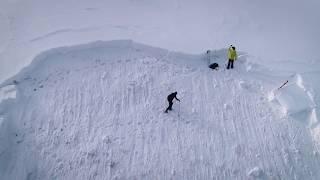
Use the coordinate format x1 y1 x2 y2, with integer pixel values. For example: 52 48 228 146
168 101 173 110
231 60 234 69
165 101 173 113
227 59 231 69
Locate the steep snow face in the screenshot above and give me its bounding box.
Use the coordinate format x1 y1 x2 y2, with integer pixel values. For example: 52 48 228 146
1 40 320 179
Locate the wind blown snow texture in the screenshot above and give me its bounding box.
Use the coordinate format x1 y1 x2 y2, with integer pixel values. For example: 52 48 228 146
1 40 320 179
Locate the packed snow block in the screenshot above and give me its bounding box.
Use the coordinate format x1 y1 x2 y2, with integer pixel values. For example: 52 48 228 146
0 85 16 102
274 84 314 121
247 167 263 178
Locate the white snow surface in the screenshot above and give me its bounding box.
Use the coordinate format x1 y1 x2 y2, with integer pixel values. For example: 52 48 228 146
1 0 320 84
1 40 320 179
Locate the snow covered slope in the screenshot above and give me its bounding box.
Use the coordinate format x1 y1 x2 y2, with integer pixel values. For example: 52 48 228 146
1 40 320 179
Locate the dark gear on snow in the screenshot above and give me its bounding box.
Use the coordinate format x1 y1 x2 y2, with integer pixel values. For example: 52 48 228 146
209 63 219 70
165 92 180 113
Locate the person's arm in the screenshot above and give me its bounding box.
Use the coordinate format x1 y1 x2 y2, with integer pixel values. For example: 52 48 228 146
228 49 231 59
175 96 180 102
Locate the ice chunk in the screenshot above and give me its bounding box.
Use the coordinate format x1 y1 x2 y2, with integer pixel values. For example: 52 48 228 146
247 167 263 177
0 85 16 102
275 84 314 115
295 74 305 90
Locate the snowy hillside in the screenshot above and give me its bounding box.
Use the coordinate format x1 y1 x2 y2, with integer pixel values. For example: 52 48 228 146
1 40 320 179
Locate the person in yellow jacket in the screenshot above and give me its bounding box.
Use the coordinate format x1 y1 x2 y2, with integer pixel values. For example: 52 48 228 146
227 45 237 69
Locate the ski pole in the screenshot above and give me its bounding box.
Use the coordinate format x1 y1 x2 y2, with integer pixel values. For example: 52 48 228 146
278 80 289 90
178 101 181 118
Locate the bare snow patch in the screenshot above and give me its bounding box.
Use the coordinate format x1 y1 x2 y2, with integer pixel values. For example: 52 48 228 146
223 103 232 110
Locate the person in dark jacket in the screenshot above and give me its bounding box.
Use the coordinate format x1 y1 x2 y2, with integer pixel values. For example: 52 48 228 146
165 91 180 113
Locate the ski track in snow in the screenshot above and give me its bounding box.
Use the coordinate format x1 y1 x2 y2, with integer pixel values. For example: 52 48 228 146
29 28 102 42
1 41 320 179
29 25 145 43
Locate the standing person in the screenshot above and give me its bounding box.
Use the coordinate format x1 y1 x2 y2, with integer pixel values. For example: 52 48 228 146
227 45 238 69
165 91 180 113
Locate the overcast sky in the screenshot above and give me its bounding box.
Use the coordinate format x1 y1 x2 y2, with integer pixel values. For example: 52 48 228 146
1 0 319 82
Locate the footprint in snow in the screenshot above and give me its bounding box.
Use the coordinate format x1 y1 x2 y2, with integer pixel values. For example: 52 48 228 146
224 103 232 110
